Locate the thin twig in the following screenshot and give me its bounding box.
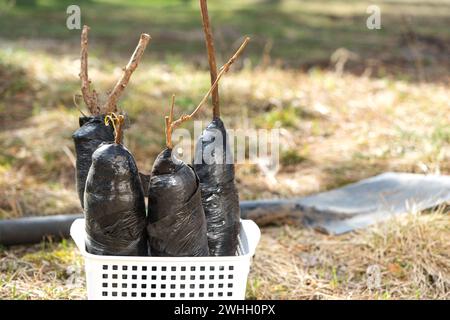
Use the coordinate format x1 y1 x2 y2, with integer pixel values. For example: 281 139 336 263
105 113 125 145
165 95 176 149
72 94 87 117
102 33 151 113
80 25 99 114
166 37 250 149
199 0 220 118
165 116 171 149
172 37 249 127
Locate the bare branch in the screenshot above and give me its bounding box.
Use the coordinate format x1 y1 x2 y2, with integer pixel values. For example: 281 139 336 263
102 33 151 113
165 116 171 149
199 0 220 118
80 25 98 114
170 37 250 132
165 95 176 149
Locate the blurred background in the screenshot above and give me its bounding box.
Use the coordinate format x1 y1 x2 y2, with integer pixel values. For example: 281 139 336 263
0 0 449 299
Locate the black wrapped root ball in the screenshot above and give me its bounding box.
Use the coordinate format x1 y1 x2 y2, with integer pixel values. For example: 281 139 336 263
84 142 147 256
72 115 114 208
194 117 241 256
147 148 209 257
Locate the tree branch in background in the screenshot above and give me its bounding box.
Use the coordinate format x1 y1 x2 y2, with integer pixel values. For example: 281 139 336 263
102 33 151 113
199 0 220 118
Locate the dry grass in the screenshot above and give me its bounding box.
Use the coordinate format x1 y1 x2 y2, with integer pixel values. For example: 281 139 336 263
1 208 448 300
0 46 448 216
0 240 85 299
248 207 449 300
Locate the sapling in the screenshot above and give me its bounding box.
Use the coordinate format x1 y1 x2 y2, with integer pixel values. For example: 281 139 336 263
194 0 249 256
72 25 150 208
147 38 249 257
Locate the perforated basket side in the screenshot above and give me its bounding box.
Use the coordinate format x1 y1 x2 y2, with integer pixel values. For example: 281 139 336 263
86 259 250 300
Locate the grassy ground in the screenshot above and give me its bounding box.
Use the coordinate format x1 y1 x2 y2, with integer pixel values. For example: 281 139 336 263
0 0 449 299
1 209 448 299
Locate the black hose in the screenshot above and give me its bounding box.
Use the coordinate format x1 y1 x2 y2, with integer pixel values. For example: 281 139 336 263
0 214 83 246
0 199 293 246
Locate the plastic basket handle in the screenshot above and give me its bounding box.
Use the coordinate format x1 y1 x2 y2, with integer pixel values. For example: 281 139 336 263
70 218 86 253
240 219 261 256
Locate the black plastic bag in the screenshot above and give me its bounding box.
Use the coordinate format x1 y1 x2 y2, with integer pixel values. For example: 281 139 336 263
72 115 114 208
194 117 241 256
147 148 209 257
84 142 147 256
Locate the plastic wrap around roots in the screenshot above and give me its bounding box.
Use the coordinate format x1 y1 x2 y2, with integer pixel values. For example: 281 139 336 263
147 148 209 257
84 143 148 256
72 116 114 208
194 117 241 256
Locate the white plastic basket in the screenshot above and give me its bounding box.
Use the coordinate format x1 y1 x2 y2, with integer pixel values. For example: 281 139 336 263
70 218 260 300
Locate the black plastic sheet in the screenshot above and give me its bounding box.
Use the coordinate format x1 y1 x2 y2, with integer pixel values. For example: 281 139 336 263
72 115 114 208
147 148 209 257
194 118 241 256
84 142 147 256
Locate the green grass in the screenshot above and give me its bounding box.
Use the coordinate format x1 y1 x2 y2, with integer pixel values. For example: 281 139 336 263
0 0 449 71
280 149 308 166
